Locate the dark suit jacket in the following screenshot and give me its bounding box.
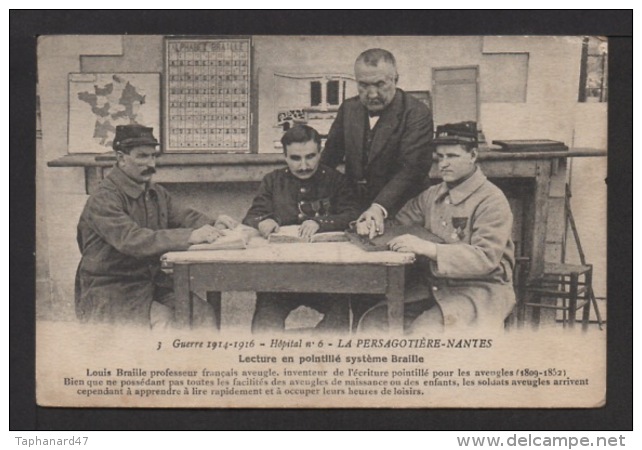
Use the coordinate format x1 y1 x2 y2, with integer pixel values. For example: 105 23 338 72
320 88 434 216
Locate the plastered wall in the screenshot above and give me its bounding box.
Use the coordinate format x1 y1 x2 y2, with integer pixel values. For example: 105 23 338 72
37 35 608 320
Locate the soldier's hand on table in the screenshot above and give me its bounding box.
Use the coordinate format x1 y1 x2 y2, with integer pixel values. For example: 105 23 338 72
189 224 222 244
299 220 320 239
258 218 280 238
214 214 239 230
388 234 437 258
356 205 385 239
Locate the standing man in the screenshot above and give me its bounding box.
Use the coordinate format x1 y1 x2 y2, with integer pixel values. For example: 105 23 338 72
321 48 434 238
75 124 236 328
321 48 434 325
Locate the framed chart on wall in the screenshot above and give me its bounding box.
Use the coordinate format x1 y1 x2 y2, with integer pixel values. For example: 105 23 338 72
68 73 160 154
164 36 252 153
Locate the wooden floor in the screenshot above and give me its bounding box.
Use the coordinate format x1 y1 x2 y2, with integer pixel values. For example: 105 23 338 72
221 292 608 332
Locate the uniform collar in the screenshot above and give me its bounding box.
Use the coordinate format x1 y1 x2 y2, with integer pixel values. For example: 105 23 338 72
435 167 486 205
107 165 156 199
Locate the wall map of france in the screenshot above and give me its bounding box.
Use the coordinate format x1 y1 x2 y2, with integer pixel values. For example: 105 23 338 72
68 73 160 153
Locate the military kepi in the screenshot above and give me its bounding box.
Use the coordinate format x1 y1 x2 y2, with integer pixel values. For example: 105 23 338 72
433 121 478 147
113 124 159 151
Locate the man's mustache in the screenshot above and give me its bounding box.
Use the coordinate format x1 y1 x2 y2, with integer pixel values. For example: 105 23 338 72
141 167 156 175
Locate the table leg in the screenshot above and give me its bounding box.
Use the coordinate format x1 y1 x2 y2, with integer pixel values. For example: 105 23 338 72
581 268 593 331
529 160 552 282
173 264 192 328
568 273 579 328
207 292 222 330
386 265 406 334
523 160 553 327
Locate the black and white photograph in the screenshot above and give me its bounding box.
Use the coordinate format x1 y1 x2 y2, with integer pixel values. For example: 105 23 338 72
30 31 614 410
11 6 631 428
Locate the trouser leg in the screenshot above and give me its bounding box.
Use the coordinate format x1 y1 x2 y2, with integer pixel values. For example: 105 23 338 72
408 305 445 333
304 294 351 333
350 294 385 332
358 297 437 333
153 284 217 329
252 292 302 333
151 285 176 329
252 293 352 334
150 301 174 330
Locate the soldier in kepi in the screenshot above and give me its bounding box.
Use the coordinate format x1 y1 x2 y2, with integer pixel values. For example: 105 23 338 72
75 124 238 328
359 122 516 332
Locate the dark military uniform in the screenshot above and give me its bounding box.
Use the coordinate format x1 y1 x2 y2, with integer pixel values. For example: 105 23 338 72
75 166 217 326
243 164 359 232
243 164 360 333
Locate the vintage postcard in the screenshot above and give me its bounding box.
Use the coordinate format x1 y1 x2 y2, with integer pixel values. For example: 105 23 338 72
35 34 607 409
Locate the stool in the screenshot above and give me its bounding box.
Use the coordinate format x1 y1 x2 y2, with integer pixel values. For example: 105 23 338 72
504 256 531 328
523 263 593 330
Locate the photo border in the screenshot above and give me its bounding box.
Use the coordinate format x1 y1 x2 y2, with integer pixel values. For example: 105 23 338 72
10 9 632 430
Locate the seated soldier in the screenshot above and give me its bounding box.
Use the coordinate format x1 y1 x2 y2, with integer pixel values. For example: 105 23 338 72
243 125 360 333
75 124 237 328
360 122 516 332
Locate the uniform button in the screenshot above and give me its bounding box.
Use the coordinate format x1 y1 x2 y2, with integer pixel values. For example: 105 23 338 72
297 213 305 220
300 187 307 193
432 286 438 291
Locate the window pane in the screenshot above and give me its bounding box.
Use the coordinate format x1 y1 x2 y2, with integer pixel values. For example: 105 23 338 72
579 36 608 103
327 80 339 105
310 81 322 106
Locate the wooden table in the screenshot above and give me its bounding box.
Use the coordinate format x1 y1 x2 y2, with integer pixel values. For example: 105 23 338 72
144 148 606 329
162 241 416 332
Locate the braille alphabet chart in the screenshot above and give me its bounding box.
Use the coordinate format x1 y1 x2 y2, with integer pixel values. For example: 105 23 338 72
164 37 251 152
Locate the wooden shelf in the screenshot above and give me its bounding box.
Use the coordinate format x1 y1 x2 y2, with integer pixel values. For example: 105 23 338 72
48 152 286 168
47 148 606 195
48 153 287 193
48 147 606 168
48 154 113 168
479 147 607 161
